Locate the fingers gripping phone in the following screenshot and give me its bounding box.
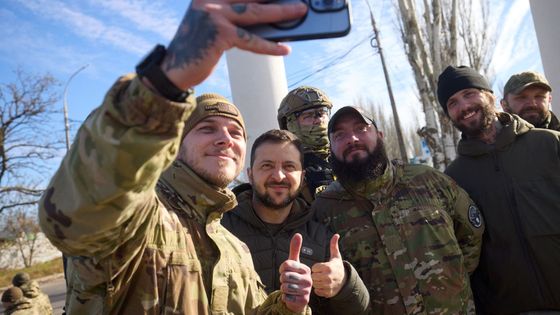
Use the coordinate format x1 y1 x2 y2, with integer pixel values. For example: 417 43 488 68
248 0 352 42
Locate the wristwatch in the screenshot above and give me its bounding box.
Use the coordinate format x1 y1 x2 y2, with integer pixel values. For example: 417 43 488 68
136 44 192 102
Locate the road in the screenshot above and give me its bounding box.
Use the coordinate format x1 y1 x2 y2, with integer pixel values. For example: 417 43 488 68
41 275 66 314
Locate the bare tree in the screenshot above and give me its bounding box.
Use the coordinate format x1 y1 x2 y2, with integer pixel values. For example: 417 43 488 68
2 209 42 267
0 68 62 214
393 0 495 170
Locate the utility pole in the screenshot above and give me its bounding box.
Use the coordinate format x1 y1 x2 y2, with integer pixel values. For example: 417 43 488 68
365 0 408 161
63 64 88 151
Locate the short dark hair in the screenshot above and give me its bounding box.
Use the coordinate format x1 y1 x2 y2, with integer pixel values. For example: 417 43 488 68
250 129 304 167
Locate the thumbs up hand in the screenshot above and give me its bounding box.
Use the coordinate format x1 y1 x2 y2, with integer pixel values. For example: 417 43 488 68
279 233 312 313
311 234 347 298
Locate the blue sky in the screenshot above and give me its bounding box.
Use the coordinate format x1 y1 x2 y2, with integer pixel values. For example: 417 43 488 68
0 0 543 147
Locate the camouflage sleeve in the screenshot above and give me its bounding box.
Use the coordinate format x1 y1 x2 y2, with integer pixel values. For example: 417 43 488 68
38 74 195 259
252 290 312 315
449 184 485 273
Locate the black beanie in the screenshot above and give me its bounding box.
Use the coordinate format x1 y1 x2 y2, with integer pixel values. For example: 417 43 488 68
437 65 493 114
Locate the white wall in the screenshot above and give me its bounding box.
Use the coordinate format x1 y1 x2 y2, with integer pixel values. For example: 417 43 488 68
530 0 560 114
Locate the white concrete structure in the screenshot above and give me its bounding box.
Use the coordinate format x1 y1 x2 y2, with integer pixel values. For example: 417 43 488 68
530 0 560 114
225 49 289 174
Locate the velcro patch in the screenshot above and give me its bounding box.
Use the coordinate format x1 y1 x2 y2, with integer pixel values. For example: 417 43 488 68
468 204 482 228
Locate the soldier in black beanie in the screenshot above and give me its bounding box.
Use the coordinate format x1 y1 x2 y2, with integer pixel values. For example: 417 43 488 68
438 65 560 315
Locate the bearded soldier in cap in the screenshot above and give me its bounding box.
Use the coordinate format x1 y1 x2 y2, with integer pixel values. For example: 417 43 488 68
311 106 484 314
278 86 334 202
500 71 558 131
1 287 40 315
438 65 560 314
38 0 314 313
11 273 52 315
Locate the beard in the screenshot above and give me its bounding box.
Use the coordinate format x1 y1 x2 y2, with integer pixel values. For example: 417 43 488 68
331 139 389 185
518 107 548 127
253 181 301 210
452 99 496 138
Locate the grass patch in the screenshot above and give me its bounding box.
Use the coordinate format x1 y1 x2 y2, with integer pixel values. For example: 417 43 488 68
0 257 64 288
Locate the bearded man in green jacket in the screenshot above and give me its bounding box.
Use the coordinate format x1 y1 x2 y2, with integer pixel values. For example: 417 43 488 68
438 65 560 315
38 0 315 313
311 106 484 315
222 129 370 315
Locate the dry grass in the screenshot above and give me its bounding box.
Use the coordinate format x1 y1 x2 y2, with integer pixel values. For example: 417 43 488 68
0 257 64 288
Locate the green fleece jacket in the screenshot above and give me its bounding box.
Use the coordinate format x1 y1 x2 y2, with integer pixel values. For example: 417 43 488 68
445 112 560 314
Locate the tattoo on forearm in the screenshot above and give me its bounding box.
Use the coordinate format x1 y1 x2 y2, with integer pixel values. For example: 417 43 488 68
231 4 248 14
165 8 217 70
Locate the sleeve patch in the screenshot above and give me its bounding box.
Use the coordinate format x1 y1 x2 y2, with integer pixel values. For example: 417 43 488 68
468 204 482 228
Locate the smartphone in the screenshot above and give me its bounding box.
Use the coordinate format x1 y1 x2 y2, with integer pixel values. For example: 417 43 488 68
248 0 352 42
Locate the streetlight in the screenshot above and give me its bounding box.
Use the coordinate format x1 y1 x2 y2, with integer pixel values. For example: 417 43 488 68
63 64 89 151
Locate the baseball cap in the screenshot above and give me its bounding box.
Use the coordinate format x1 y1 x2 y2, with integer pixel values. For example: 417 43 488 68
327 106 377 136
182 93 246 139
503 71 552 96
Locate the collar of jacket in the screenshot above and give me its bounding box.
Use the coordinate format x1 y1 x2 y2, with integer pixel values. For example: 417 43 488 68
232 187 312 230
340 159 398 201
457 112 533 157
538 110 560 131
159 160 238 221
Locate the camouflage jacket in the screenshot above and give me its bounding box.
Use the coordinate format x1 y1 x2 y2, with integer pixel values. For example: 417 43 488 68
4 298 41 315
311 161 484 315
19 281 52 315
39 74 310 315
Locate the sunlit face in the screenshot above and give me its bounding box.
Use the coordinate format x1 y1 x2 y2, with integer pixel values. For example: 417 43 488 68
295 106 330 127
249 142 303 209
179 116 246 188
502 85 552 126
330 114 383 163
447 88 496 137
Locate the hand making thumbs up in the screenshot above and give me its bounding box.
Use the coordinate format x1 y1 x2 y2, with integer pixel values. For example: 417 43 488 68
279 233 312 313
311 233 347 298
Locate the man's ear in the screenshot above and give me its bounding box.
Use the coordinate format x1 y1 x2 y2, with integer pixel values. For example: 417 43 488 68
378 130 385 139
500 99 510 112
247 168 253 185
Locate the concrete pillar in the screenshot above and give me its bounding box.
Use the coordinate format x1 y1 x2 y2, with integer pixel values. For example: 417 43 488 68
225 49 289 174
530 0 560 113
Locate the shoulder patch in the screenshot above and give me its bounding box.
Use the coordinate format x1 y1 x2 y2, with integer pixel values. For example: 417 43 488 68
468 204 482 228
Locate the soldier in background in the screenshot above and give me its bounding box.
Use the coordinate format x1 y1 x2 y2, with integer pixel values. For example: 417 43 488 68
11 273 52 315
278 86 334 202
37 0 314 312
1 287 40 315
311 106 484 314
500 71 558 131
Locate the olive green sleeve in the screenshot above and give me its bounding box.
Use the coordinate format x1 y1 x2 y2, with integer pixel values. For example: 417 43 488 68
38 74 195 260
450 185 485 273
323 261 370 314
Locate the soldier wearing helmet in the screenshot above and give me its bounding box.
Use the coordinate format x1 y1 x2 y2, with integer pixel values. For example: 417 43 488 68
12 272 52 315
278 86 334 202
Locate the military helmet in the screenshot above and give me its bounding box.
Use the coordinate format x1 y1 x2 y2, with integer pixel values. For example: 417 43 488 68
277 86 333 129
12 272 31 287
